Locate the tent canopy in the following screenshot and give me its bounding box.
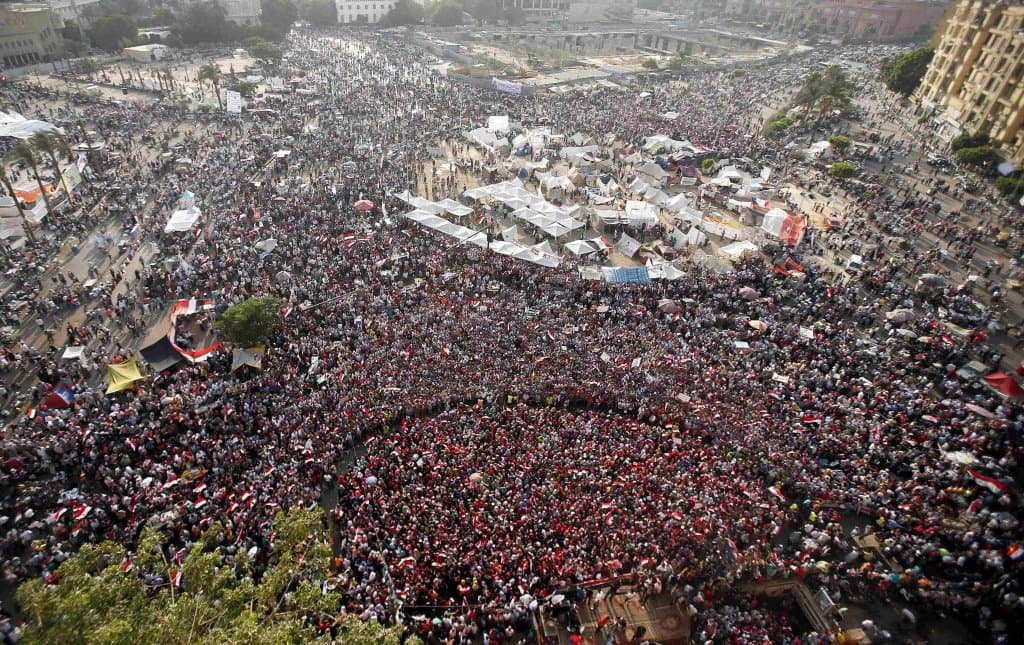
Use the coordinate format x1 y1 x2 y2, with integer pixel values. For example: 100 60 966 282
106 359 145 394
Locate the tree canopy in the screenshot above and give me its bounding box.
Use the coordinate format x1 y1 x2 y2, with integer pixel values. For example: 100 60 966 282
954 145 1001 169
15 508 416 645
881 48 933 97
176 2 238 45
88 14 137 51
793 65 852 118
298 0 337 25
828 134 852 154
215 297 284 348
381 0 424 26
429 1 465 26
951 132 990 151
829 161 859 179
261 0 299 40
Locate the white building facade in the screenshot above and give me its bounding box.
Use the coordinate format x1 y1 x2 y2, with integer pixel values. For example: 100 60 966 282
222 0 262 26
335 0 398 24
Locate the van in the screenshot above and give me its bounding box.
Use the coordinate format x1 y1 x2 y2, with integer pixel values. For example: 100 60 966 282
233 48 247 58
846 254 864 272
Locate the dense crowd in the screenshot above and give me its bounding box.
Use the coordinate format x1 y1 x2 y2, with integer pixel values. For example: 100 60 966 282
1 28 1022 644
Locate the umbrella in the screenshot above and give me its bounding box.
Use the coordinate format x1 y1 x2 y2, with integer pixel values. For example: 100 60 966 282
918 273 948 287
364 475 378 486
885 308 916 323
469 472 484 483
354 199 374 212
894 328 917 338
275 270 292 283
658 298 680 314
739 286 759 301
748 320 769 332
255 238 278 253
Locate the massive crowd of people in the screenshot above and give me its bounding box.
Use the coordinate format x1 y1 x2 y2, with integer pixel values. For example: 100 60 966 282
1 28 1022 644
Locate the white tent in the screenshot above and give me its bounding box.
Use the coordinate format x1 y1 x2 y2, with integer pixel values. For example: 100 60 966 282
663 194 691 212
761 208 789 238
718 240 760 263
165 206 202 233
637 162 669 181
487 115 510 133
625 200 659 225
436 198 473 217
565 237 610 257
0 111 63 140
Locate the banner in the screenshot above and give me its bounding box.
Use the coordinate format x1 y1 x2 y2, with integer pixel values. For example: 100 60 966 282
62 164 82 192
225 90 242 114
492 78 523 95
269 77 285 91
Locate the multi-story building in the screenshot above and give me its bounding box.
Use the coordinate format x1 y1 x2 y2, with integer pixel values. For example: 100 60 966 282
335 0 400 24
916 0 1024 163
720 0 947 41
222 0 262 26
497 0 636 23
0 5 64 69
40 0 102 28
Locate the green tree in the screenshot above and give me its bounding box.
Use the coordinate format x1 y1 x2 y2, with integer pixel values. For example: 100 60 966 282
197 62 224 110
955 145 1000 169
0 171 36 244
88 14 137 51
176 1 234 45
215 296 284 348
951 132 990 151
828 161 859 179
995 177 1024 199
12 141 55 220
260 0 299 40
381 0 425 26
16 508 418 644
828 134 852 156
298 0 337 25
701 157 716 173
62 19 82 42
30 132 73 205
641 58 659 70
248 38 283 61
430 1 465 26
234 80 258 97
880 47 933 96
763 114 794 138
466 0 500 23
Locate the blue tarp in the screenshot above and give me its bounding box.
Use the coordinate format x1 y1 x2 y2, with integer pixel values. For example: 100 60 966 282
601 266 651 284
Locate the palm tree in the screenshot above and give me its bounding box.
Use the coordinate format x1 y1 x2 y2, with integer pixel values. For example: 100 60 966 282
12 141 54 220
198 63 223 110
31 132 73 204
0 170 36 244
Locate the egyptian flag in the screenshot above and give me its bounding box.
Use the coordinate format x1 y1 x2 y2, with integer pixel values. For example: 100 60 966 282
52 508 68 522
122 558 134 574
73 505 92 521
968 469 1008 494
800 413 823 427
171 570 183 588
1007 544 1024 561
42 382 75 410
767 486 786 502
